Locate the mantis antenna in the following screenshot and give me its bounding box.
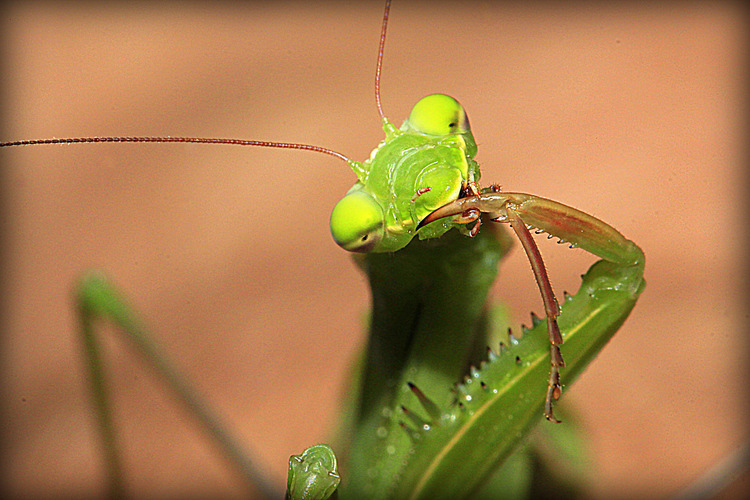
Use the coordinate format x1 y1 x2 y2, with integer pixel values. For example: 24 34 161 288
0 136 351 162
374 0 392 123
0 1 396 160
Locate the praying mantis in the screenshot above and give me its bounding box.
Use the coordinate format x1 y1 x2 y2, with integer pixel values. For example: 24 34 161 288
0 0 660 498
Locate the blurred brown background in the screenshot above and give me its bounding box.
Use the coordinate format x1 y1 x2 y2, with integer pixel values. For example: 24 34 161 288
1 1 746 498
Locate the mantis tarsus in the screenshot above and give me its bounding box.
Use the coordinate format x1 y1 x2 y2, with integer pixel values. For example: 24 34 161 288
1 0 656 498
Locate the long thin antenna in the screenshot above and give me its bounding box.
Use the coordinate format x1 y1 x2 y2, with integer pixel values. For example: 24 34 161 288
0 4 397 162
374 0 392 123
0 136 351 162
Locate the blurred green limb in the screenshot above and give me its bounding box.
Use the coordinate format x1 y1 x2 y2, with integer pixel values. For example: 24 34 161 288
75 271 276 498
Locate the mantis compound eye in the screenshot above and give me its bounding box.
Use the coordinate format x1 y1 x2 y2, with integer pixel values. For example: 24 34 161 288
404 94 471 136
330 190 384 253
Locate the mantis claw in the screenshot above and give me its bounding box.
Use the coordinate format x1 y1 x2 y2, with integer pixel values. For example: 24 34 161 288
466 180 481 197
469 215 481 237
458 209 482 237
420 189 644 423
420 191 645 268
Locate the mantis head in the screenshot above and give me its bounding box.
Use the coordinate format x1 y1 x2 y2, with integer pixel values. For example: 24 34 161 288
330 94 475 253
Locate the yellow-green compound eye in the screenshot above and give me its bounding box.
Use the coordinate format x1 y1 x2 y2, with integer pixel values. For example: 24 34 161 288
330 190 384 253
404 94 470 136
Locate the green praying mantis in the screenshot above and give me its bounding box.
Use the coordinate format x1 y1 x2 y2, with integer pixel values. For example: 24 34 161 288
2 1 645 498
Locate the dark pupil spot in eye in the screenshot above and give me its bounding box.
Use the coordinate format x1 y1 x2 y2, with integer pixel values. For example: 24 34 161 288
362 234 368 241
449 122 456 128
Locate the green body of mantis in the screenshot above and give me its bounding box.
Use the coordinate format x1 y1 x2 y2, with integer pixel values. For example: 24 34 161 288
1 0 645 498
300 0 644 496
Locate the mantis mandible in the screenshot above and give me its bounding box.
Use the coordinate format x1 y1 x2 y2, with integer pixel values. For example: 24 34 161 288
2 0 645 497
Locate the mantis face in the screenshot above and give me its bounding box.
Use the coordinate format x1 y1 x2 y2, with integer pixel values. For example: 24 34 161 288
330 94 477 253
